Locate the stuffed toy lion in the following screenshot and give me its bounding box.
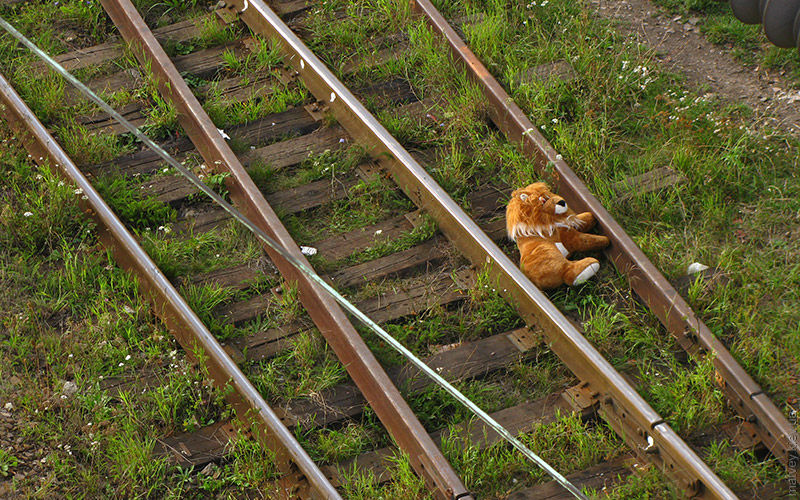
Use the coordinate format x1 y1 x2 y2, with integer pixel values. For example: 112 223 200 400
506 182 610 289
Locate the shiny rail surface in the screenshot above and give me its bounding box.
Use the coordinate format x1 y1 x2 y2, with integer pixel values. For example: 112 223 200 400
223 0 739 497
0 70 339 500
96 0 472 498
409 0 799 484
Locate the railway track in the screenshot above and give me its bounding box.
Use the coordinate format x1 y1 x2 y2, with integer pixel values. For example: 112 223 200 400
0 0 797 497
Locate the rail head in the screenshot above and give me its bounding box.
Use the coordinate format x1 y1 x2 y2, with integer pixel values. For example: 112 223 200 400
0 69 340 499
95 1 472 498
407 0 799 483
223 0 739 496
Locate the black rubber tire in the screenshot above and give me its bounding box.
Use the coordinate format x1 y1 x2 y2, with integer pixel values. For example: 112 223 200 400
796 9 800 55
794 7 800 44
764 0 800 47
730 0 762 23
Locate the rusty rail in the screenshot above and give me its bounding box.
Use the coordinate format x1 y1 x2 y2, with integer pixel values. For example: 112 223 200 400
95 1 472 498
0 70 338 500
223 0 738 497
409 0 799 483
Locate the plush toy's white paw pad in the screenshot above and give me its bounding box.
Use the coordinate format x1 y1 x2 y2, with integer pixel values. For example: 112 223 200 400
555 242 569 257
572 263 600 285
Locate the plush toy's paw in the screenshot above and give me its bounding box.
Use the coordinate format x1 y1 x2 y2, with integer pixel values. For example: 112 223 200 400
572 212 590 228
567 259 600 285
572 262 599 284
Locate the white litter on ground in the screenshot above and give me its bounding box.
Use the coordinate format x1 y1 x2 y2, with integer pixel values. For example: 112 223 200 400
687 262 709 274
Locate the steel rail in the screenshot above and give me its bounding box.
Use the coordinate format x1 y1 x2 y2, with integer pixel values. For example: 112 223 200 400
0 70 338 500
409 0 799 483
223 0 739 497
96 1 472 498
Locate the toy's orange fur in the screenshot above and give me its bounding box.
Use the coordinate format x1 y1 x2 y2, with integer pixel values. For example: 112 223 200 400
506 182 610 289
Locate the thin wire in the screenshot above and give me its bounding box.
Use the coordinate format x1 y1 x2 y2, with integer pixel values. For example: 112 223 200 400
0 15 587 499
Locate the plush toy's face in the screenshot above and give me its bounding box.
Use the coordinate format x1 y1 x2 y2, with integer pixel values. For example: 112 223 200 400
517 183 569 215
506 182 575 241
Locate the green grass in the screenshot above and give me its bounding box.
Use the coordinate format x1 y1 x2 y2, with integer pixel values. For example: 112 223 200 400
2 0 797 495
94 174 176 230
337 451 429 499
250 328 347 401
0 140 284 495
0 449 18 478
141 221 262 279
300 0 796 493
443 411 623 498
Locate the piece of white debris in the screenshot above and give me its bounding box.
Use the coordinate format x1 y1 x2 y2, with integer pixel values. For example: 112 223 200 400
300 246 318 256
4 402 13 411
123 305 135 314
218 128 230 140
23 211 33 217
374 229 383 235
62 381 78 397
687 262 709 275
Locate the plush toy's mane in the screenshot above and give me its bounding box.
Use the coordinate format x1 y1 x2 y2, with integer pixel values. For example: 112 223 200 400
506 184 584 241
